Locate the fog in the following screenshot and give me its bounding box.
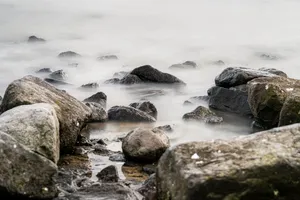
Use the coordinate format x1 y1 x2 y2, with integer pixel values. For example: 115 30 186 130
1 0 300 146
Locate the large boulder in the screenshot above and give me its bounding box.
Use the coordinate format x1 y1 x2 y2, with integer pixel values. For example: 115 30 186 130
130 65 185 85
122 128 170 163
157 124 300 200
215 67 282 88
182 106 223 124
279 94 300 126
129 101 158 119
108 106 156 122
0 103 59 163
83 92 107 109
208 85 252 116
0 131 57 199
0 75 95 153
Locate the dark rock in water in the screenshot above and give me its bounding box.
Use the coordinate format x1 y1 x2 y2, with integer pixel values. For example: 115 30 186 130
93 144 111 155
108 106 156 122
104 78 120 84
138 174 157 200
153 125 173 133
83 92 107 109
208 85 252 116
183 100 193 105
113 71 129 79
213 60 225 65
120 74 142 85
44 78 70 85
142 164 156 175
184 95 209 105
0 75 98 153
36 68 53 73
98 55 118 61
259 67 287 77
49 69 67 81
97 165 119 183
157 124 300 200
130 65 186 85
122 128 170 163
28 35 46 43
109 153 126 162
129 101 158 119
215 67 280 88
169 61 197 70
258 53 278 60
84 102 107 122
0 131 57 199
58 51 81 58
279 94 300 126
81 82 99 89
183 105 223 124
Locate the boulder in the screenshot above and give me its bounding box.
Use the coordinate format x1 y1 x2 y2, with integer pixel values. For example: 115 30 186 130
84 102 107 122
36 68 53 74
157 124 300 200
0 75 95 153
0 103 59 163
122 128 170 163
81 82 99 89
208 85 252 116
98 55 118 61
0 131 57 199
83 92 107 109
215 67 279 88
113 71 129 79
49 70 67 81
259 67 287 77
169 61 197 70
58 51 81 58
108 106 156 122
129 101 158 119
104 78 120 84
130 65 185 85
137 174 157 200
182 106 223 124
28 35 46 43
279 94 300 126
96 165 119 182
152 125 173 133
120 74 142 85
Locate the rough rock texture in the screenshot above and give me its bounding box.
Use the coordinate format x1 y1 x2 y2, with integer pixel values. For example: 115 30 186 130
259 67 287 77
0 103 59 163
208 85 252 116
157 124 300 200
215 67 279 88
108 106 156 122
96 165 119 183
84 102 108 122
0 131 57 199
137 174 157 200
83 92 107 108
129 101 158 119
130 65 185 85
279 94 300 126
0 75 95 153
169 61 197 70
120 74 142 85
122 128 170 163
248 76 300 128
58 51 81 58
183 106 223 124
49 70 67 81
28 35 46 43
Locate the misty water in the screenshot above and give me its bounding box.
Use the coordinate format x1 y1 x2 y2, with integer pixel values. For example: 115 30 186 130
1 0 300 152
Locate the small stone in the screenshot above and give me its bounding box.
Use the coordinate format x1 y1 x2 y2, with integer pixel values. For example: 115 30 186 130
96 165 119 182
28 36 46 43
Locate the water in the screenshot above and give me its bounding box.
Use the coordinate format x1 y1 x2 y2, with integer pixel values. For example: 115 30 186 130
1 0 300 147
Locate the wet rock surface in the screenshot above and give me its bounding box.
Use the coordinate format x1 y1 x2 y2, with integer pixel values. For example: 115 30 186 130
183 105 223 124
83 92 107 109
96 165 119 182
108 106 156 122
84 102 108 122
157 124 300 200
129 101 158 119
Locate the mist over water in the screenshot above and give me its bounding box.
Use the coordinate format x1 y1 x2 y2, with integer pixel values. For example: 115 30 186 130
1 0 300 147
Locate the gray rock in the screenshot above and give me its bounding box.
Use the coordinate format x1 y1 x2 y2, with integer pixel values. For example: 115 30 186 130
152 125 173 133
49 70 67 81
81 82 99 89
157 124 300 200
28 35 46 43
83 92 107 109
96 165 119 182
184 96 209 105
58 51 81 58
122 128 170 163
169 61 197 70
279 94 300 126
108 106 156 122
98 55 118 61
129 101 158 119
259 67 287 77
109 153 126 162
130 65 186 85
138 174 157 200
0 131 57 199
0 103 59 163
84 102 107 122
0 75 95 153
36 68 53 74
104 78 120 84
183 106 223 124
44 78 70 85
113 71 129 79
258 53 278 60
212 60 225 65
120 74 142 85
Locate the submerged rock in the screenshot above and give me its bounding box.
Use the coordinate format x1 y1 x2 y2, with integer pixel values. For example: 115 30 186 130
104 78 120 84
98 55 118 61
36 68 53 74
137 174 157 200
108 106 156 122
28 35 46 43
129 101 158 119
83 91 107 109
49 70 67 81
113 71 129 79
81 82 99 89
44 78 70 85
157 124 300 200
152 125 173 133
169 61 197 70
58 51 81 58
183 106 223 124
122 128 170 163
96 165 119 183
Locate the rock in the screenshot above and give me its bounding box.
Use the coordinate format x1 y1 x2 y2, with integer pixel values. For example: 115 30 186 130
44 78 70 85
84 102 107 122
98 55 118 61
49 70 67 81
138 174 157 200
212 60 225 65
258 53 278 60
130 65 185 85
109 153 126 162
129 101 158 119
28 35 46 43
183 106 223 124
113 71 129 79
93 144 111 155
247 76 300 128
279 94 300 126
215 67 279 88
169 61 197 70
0 103 59 163
142 164 156 175
158 125 300 200
96 165 119 182
152 125 173 133
58 51 81 58
104 78 120 84
259 67 287 77
208 85 252 116
120 74 142 85
0 75 96 153
0 131 57 199
108 106 156 122
122 128 170 163
83 92 107 109
183 100 193 105
184 95 210 105
81 82 99 89
36 68 53 74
